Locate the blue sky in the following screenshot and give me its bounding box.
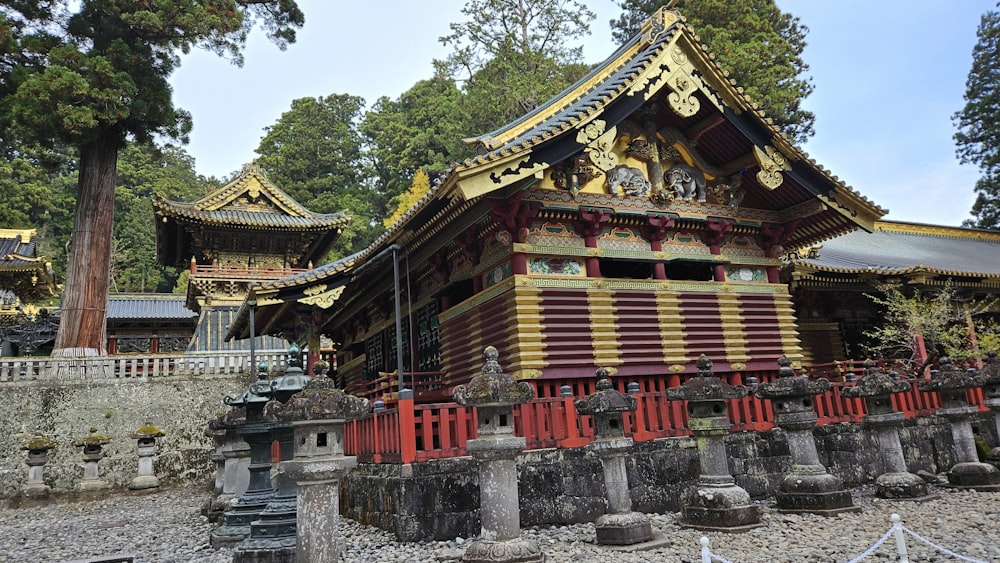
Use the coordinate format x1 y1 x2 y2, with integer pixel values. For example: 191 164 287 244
169 0 993 227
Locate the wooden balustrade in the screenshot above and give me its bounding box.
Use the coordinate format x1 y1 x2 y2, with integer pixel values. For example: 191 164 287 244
342 373 991 464
0 350 289 382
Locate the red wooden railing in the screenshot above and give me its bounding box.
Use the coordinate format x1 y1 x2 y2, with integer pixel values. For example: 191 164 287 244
342 374 990 465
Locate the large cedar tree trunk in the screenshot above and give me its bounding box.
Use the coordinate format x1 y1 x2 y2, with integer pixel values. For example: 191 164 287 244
52 133 119 356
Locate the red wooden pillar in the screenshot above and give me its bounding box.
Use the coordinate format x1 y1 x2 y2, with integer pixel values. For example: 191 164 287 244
488 192 540 277
574 208 612 277
641 213 676 280
761 220 801 283
701 219 734 282
398 394 417 465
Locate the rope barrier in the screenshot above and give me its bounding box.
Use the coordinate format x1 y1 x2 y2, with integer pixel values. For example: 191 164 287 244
695 512 991 563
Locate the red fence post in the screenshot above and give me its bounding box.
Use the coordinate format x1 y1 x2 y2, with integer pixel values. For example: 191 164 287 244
398 394 417 464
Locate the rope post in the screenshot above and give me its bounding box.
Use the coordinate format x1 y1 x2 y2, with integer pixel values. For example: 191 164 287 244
891 513 909 563
700 536 712 563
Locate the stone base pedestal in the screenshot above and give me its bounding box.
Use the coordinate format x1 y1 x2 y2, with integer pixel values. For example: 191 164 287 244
946 461 1000 491
462 537 544 563
595 511 652 545
22 483 50 498
232 540 296 563
75 479 110 492
128 474 160 490
679 482 761 532
875 471 935 500
775 470 859 515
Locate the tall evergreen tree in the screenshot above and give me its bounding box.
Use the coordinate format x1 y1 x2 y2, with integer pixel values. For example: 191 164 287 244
438 0 595 134
255 94 375 259
954 5 1000 229
0 1 303 355
611 0 815 144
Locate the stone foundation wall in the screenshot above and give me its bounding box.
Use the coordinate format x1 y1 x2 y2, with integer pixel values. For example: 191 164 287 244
343 414 991 541
0 374 245 499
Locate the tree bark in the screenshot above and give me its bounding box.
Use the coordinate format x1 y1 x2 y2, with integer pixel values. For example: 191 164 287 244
52 132 119 356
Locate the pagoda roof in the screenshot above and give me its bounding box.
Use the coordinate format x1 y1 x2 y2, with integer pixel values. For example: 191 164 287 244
787 221 1000 288
153 162 349 267
152 162 349 231
0 228 57 298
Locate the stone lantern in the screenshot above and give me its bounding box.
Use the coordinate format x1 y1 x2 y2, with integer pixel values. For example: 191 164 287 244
575 367 654 545
452 346 542 563
71 427 112 492
128 423 165 490
666 355 761 531
233 344 313 563
277 366 370 562
917 357 1000 489
979 351 1000 464
841 361 932 499
204 406 250 522
755 356 858 514
211 360 275 548
20 435 57 498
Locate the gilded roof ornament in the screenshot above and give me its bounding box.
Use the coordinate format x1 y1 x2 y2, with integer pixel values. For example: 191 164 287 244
753 145 792 190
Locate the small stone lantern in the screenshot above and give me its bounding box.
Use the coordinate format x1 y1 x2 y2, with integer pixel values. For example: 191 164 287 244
755 356 858 514
917 357 1000 490
452 346 542 563
128 423 165 490
72 427 112 492
842 360 933 499
277 371 370 562
666 355 761 531
20 435 57 498
575 367 654 545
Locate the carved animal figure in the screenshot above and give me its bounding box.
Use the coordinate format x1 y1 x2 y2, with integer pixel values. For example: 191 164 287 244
665 164 707 202
605 165 651 197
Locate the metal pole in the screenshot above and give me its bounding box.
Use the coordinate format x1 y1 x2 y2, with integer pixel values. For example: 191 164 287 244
393 247 409 397
248 300 256 377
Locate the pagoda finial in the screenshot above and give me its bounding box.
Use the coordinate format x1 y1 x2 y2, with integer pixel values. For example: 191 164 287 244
240 160 267 178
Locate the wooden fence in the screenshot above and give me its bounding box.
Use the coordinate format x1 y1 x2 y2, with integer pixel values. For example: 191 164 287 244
343 376 989 465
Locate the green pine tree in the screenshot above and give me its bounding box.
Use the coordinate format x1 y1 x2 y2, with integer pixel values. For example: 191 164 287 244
953 6 1000 229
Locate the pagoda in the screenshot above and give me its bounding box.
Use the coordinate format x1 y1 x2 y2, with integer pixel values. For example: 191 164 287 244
153 162 349 351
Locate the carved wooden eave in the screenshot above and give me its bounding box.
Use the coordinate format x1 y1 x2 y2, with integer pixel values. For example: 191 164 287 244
0 228 57 298
153 162 349 268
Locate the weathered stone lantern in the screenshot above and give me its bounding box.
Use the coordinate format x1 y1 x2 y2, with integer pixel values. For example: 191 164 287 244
204 406 250 522
234 344 313 563
20 435 57 498
917 356 1000 489
128 423 165 490
277 363 370 562
452 346 543 563
575 367 653 545
979 351 1000 464
211 360 275 548
755 356 858 514
71 427 112 492
666 355 761 531
841 360 933 499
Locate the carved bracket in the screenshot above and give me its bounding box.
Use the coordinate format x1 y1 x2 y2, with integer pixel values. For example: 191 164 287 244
640 214 677 243
700 218 734 247
488 192 540 243
574 208 614 239
753 145 792 190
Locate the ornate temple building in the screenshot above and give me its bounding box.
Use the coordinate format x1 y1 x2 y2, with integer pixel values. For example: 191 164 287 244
230 8 887 396
153 163 349 352
0 228 58 355
786 220 1000 367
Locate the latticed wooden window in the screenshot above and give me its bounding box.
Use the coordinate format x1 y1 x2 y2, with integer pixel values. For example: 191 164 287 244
365 332 383 380
417 301 441 371
387 322 410 373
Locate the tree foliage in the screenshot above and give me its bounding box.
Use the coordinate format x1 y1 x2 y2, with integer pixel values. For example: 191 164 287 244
0 0 304 354
611 0 815 144
384 168 432 228
255 94 376 259
436 0 595 134
953 6 1000 229
862 284 1000 372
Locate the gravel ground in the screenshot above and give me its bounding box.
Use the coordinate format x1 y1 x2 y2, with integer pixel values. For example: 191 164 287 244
0 484 997 562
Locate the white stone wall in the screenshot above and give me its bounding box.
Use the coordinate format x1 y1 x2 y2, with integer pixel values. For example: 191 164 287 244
0 373 244 498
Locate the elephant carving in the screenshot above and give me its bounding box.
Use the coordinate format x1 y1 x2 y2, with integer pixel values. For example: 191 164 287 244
665 164 707 202
605 165 651 197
